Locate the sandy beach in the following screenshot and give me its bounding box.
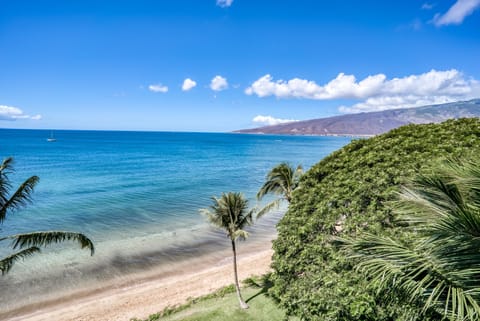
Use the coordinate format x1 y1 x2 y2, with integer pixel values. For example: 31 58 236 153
4 247 273 321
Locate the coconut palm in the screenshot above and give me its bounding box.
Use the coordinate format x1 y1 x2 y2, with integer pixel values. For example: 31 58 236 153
344 159 480 321
200 192 256 309
256 162 303 216
0 157 94 275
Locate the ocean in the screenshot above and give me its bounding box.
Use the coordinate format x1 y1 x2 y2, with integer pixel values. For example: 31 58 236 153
0 129 351 314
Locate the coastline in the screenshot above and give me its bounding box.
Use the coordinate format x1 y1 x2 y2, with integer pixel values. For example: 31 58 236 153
232 131 374 138
0 132 349 321
3 239 274 321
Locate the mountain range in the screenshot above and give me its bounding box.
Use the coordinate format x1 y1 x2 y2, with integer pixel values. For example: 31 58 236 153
235 99 480 136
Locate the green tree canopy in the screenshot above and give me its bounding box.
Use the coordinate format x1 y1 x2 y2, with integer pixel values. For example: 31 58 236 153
345 159 480 321
269 118 480 321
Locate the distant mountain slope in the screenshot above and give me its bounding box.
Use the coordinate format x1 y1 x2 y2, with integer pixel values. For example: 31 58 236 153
235 99 480 136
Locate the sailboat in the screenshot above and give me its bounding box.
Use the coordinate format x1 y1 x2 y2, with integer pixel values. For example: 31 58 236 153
47 131 57 142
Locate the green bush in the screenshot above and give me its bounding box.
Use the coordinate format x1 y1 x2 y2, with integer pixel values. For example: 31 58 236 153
270 118 480 321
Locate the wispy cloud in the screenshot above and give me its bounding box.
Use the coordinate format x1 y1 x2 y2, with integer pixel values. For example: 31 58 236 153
252 115 299 126
210 75 228 91
421 3 435 10
411 18 423 30
216 0 233 8
182 78 197 91
433 0 480 26
0 105 42 121
246 69 480 113
395 18 423 31
148 84 169 93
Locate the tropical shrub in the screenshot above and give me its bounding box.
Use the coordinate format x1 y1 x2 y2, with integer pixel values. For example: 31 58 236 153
344 159 480 321
269 118 480 320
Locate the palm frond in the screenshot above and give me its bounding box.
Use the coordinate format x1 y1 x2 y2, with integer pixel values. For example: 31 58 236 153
200 192 254 241
398 170 480 241
256 199 282 219
293 164 304 185
2 231 95 255
0 157 15 212
449 159 480 208
257 162 303 202
239 207 254 227
0 246 40 275
200 207 225 231
398 175 464 223
346 234 480 320
0 157 95 275
345 159 480 321
0 157 14 173
257 163 293 200
0 175 39 224
232 229 249 241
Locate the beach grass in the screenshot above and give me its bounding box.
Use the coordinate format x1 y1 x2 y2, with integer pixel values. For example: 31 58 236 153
132 283 298 321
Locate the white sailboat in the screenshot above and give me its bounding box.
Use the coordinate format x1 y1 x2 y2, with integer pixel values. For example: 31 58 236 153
47 131 57 142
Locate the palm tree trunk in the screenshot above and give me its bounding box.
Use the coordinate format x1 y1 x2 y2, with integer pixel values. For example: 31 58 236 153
231 239 249 309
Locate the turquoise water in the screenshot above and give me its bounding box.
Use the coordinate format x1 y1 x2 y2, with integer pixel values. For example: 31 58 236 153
0 129 351 313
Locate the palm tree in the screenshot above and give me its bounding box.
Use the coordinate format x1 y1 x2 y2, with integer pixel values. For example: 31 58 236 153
0 157 94 275
256 162 303 216
200 192 256 309
344 159 480 321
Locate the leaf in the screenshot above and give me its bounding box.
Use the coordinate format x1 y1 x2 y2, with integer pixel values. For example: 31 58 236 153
0 247 41 275
2 231 95 256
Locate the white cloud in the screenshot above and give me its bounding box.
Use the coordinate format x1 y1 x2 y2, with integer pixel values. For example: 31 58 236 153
210 75 228 91
0 105 42 121
253 115 299 126
216 0 233 8
182 78 197 91
245 73 388 100
148 84 169 93
422 3 435 10
246 69 480 113
339 96 458 113
433 0 480 26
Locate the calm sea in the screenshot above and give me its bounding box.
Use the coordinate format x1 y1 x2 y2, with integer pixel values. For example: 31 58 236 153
0 129 351 313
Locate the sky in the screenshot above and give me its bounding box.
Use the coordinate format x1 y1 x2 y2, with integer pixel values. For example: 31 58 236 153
0 0 479 132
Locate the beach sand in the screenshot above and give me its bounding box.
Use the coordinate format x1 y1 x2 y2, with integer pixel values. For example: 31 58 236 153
5 247 273 321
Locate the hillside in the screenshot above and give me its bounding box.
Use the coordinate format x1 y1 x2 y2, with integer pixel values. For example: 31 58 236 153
236 99 480 136
270 118 480 321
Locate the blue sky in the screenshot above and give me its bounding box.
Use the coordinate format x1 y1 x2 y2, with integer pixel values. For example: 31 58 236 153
0 0 479 131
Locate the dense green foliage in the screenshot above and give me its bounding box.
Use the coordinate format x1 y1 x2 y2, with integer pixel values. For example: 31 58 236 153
270 118 480 320
0 157 94 274
345 159 480 320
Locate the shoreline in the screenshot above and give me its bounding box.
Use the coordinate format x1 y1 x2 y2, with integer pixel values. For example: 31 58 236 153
0 210 285 317
232 131 374 138
3 241 274 321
